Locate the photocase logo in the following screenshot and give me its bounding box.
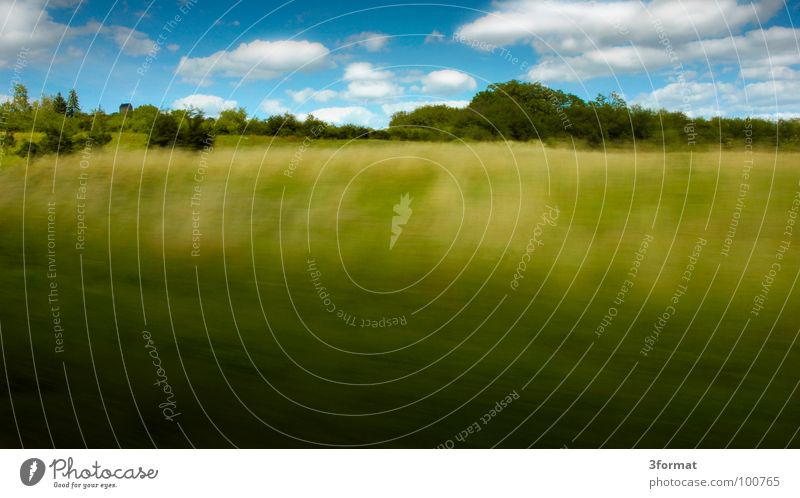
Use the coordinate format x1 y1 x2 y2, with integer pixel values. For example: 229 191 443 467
20 458 45 486
390 192 413 250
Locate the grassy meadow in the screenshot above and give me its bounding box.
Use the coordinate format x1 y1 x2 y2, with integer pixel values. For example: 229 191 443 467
0 138 799 448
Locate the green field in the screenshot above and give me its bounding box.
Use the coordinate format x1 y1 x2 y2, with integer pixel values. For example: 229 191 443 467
1 140 799 448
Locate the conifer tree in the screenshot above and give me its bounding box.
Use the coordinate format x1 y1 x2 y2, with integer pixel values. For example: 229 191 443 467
53 92 67 115
66 89 80 117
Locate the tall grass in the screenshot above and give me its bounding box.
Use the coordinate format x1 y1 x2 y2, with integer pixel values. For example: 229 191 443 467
0 142 798 448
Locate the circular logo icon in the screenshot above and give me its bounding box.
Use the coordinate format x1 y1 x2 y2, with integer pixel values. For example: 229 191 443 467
20 458 45 486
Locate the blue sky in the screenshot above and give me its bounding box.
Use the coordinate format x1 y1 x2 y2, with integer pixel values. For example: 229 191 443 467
2 0 799 126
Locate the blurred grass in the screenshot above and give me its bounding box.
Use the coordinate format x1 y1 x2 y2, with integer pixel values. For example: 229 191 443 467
0 141 799 448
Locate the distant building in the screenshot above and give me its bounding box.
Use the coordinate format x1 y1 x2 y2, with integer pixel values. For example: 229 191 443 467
119 103 134 113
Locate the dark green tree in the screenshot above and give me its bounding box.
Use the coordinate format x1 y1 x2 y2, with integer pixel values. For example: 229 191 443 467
86 128 112 147
53 92 67 115
128 104 160 133
215 107 248 134
389 105 467 140
39 127 75 154
148 112 179 147
66 89 80 117
176 109 213 150
147 109 214 149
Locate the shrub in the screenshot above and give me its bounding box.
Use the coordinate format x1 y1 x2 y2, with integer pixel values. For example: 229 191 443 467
39 128 75 154
15 140 39 157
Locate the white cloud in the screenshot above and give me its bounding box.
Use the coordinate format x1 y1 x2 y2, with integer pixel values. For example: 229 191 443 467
345 80 403 100
500 4 798 119
0 0 70 67
683 26 800 80
633 81 731 116
259 98 289 115
72 21 157 57
105 25 156 56
633 78 800 118
526 45 670 82
303 106 380 127
381 100 469 115
176 39 331 84
740 65 799 81
343 62 393 81
343 32 389 52
736 79 800 113
0 1 161 66
454 0 796 84
342 62 403 101
286 87 338 103
751 112 800 121
421 69 477 95
456 0 783 51
424 30 445 44
48 0 83 6
525 26 800 83
172 94 237 116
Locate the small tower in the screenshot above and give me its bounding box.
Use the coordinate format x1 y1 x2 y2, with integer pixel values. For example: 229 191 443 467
119 103 134 113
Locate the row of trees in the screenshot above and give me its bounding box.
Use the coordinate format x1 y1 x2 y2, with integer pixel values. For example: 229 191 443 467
106 104 379 146
2 81 799 158
1 84 112 157
0 84 383 156
389 80 799 147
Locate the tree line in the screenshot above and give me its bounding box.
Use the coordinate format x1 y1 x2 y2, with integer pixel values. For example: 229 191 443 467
0 85 114 157
0 84 384 157
389 80 800 147
1 81 798 159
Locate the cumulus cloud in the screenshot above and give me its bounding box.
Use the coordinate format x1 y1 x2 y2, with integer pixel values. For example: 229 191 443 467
49 0 83 6
525 27 800 82
70 20 157 57
526 45 670 82
286 87 338 103
452 0 800 117
172 94 237 116
682 26 800 81
176 39 331 84
303 106 380 127
104 25 157 56
633 81 731 116
424 30 446 44
343 62 393 81
456 0 783 51
343 32 390 52
346 80 404 100
421 69 477 95
342 62 403 101
741 65 800 82
0 0 162 66
633 77 800 118
455 0 796 84
0 0 70 67
259 98 289 115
